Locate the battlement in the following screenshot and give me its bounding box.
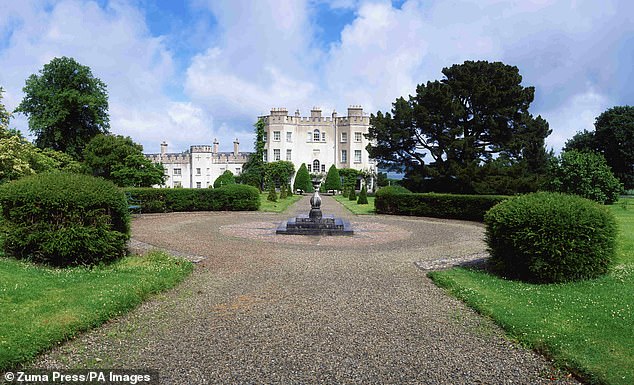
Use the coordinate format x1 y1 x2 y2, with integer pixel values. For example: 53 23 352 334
261 106 369 125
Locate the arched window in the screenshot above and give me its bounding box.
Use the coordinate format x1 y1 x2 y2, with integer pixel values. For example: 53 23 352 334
313 129 320 142
313 159 320 173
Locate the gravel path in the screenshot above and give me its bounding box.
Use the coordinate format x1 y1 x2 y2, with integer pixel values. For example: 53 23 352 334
32 196 579 384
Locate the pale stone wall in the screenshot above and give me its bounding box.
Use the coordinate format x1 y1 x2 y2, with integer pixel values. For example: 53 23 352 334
145 140 248 188
261 106 376 186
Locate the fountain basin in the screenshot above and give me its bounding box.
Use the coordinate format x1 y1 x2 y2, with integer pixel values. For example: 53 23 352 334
276 214 354 236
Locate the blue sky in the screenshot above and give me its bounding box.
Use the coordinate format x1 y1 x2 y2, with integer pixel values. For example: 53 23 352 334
0 0 632 154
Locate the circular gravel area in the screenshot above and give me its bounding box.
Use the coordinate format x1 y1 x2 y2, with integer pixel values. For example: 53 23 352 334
30 196 579 384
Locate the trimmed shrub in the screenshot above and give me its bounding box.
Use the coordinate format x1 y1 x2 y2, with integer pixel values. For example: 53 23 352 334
124 184 260 213
375 185 412 196
293 163 312 193
324 165 342 192
213 170 235 188
0 173 130 266
375 192 508 221
279 184 288 199
267 183 277 202
348 188 356 200
357 186 368 204
485 192 617 283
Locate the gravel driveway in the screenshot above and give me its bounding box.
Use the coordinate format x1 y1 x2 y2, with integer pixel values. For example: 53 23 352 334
32 195 579 384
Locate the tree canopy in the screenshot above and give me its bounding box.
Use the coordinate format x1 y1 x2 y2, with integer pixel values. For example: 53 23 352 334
565 106 634 189
544 150 623 204
83 134 164 187
16 57 110 160
367 60 551 194
240 118 266 189
265 161 295 188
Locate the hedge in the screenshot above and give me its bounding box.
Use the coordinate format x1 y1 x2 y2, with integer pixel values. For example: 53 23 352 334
0 172 130 266
485 192 617 283
375 191 509 221
124 184 260 213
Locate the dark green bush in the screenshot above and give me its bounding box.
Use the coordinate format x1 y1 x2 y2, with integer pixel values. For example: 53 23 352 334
213 170 235 188
357 186 368 204
348 188 356 200
0 173 130 266
485 192 617 283
123 184 260 213
375 191 507 221
375 185 412 196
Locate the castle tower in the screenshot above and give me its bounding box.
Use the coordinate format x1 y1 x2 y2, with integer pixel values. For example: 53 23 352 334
160 141 168 155
213 138 219 154
233 138 239 157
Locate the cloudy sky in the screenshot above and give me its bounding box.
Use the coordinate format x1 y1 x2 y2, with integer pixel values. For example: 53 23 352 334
0 0 632 154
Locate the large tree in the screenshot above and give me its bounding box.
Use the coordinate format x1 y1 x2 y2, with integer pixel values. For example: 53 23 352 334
240 118 266 189
565 106 634 189
367 60 551 193
16 57 110 160
83 134 164 187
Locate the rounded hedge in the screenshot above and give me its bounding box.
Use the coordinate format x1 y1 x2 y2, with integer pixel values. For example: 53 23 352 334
0 172 130 266
375 185 412 196
484 192 617 283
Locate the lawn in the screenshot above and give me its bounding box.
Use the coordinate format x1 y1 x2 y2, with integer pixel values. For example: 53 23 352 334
429 202 634 385
258 192 302 212
333 194 375 215
0 251 193 371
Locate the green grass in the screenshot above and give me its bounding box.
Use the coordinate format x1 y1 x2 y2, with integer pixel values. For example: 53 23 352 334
333 194 376 215
429 203 634 385
0 251 193 371
258 193 302 212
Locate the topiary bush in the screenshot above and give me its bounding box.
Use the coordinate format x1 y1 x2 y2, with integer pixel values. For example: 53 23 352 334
124 184 260 212
213 170 236 188
0 173 130 266
348 188 356 201
357 186 368 204
485 192 617 283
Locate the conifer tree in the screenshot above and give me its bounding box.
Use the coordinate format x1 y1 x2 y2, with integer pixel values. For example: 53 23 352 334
357 185 368 204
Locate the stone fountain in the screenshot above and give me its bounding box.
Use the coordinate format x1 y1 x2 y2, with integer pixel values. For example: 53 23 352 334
276 178 353 236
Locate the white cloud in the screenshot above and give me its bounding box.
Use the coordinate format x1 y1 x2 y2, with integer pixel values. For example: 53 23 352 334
537 88 611 152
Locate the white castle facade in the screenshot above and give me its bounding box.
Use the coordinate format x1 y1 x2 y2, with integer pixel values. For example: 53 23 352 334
146 105 375 189
146 139 248 188
261 106 375 182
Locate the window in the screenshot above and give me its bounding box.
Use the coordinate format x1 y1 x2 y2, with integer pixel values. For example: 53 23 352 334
307 132 312 142
341 149 347 162
341 132 347 143
196 168 201 175
286 149 292 161
263 132 267 142
235 167 241 174
307 164 312 172
196 182 201 188
321 164 326 173
354 150 362 163
263 149 268 162
273 131 281 141
173 181 182 188
274 149 280 161
206 168 210 175
286 132 292 142
173 168 181 175
321 132 326 142
313 159 320 173
354 132 362 142
313 129 320 142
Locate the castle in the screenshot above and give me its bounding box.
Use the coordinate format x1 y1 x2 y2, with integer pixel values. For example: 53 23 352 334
146 106 375 189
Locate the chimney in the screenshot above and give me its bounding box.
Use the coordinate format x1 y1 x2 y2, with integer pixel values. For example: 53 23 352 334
160 141 168 155
233 138 239 157
213 138 219 154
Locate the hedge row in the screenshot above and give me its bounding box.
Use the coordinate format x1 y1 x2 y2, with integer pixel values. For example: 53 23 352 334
375 190 509 221
0 173 130 266
124 184 260 213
